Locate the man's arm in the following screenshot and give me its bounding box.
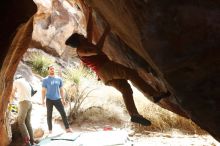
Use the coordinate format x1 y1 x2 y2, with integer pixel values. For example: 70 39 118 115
78 8 111 57
60 87 64 99
77 43 98 56
78 24 111 57
96 24 111 52
86 7 93 43
60 87 66 105
42 87 46 105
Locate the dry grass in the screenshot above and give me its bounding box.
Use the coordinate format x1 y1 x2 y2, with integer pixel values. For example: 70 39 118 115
71 83 128 124
128 85 206 135
70 79 207 136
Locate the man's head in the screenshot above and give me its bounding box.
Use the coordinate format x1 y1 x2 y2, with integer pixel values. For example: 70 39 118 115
48 65 55 76
65 33 82 48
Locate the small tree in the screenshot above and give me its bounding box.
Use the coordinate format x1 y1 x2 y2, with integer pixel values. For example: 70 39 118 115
63 65 96 120
65 85 96 120
28 52 55 77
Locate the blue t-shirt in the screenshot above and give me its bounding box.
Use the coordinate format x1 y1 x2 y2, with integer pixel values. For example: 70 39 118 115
42 76 63 100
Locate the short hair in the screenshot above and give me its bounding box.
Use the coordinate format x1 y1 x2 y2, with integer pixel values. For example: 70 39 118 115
47 65 54 70
65 33 81 48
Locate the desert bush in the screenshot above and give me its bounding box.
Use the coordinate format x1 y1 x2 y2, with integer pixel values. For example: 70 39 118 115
65 85 96 121
63 65 96 84
28 52 55 77
62 66 82 85
63 65 97 121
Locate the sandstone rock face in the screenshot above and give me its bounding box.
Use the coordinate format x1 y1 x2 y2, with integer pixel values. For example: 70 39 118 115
0 1 37 145
0 0 220 143
87 0 220 140
32 0 86 58
0 0 37 68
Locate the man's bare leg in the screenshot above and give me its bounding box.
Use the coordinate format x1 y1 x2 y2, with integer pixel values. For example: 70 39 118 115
107 79 151 126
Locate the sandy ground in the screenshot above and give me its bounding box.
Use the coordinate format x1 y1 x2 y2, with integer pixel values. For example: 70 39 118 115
9 79 220 146
9 111 220 146
26 102 219 146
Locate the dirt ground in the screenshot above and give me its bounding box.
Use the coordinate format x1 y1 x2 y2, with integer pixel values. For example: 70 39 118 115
62 122 219 146
31 119 219 146
61 121 220 146
8 83 220 146
9 110 220 146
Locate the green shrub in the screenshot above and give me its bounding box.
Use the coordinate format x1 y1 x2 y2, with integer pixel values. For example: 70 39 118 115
62 65 95 85
65 85 96 120
29 52 55 77
63 65 97 121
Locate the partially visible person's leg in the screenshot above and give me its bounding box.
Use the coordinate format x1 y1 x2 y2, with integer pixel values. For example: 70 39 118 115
46 99 54 132
53 99 71 132
108 79 137 115
18 101 31 145
125 69 170 102
107 79 151 126
100 62 170 102
126 70 157 96
25 102 34 145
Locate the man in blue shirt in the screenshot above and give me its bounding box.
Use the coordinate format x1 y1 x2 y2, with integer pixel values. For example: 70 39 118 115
42 65 72 134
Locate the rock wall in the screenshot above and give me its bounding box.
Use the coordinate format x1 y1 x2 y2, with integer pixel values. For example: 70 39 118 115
86 0 220 140
0 0 37 145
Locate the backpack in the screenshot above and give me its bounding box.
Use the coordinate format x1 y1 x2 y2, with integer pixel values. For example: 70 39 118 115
29 83 37 97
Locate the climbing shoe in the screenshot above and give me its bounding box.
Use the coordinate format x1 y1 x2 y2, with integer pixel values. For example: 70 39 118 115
131 114 151 126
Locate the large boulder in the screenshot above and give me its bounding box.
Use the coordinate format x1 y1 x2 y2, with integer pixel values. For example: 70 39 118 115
0 0 37 145
86 0 220 141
